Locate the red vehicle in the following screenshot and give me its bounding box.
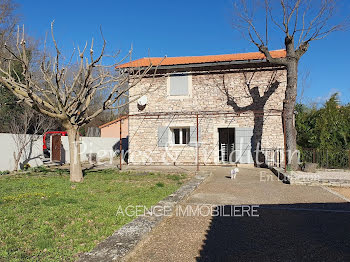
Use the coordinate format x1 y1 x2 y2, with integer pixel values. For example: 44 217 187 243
43 131 67 158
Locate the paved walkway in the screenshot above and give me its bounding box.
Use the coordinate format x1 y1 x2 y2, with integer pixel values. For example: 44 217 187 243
126 167 350 262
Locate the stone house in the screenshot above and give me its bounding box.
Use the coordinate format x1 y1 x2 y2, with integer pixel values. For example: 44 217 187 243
117 50 287 166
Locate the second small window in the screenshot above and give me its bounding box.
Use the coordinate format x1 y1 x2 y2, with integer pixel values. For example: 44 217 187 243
172 128 190 145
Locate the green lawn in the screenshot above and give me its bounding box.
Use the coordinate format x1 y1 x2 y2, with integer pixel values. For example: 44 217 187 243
0 168 187 261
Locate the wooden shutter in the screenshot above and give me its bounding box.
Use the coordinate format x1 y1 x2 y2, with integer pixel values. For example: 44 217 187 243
235 127 254 164
158 126 169 147
169 75 189 96
189 126 201 147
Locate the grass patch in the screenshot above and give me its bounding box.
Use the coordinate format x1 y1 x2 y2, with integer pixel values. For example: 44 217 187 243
155 182 165 187
0 168 187 261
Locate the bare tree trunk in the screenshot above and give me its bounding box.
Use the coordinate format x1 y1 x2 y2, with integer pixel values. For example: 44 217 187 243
231 0 344 170
284 57 299 170
13 151 20 171
67 128 83 182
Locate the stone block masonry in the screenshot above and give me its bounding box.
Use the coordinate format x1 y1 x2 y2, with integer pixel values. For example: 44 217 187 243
128 67 287 165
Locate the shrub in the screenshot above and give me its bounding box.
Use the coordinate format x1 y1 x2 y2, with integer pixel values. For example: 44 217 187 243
31 166 49 173
23 163 31 170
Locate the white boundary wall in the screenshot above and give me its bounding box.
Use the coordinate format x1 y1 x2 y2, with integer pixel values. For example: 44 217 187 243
0 133 43 171
60 137 120 164
0 134 120 171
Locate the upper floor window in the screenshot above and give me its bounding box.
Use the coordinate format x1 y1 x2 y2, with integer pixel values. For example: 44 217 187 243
167 74 192 97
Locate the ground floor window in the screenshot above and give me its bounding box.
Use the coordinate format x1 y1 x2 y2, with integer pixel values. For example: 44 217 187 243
172 128 190 145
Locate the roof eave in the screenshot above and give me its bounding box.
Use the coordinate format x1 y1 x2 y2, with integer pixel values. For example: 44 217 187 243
119 58 286 71
99 115 128 129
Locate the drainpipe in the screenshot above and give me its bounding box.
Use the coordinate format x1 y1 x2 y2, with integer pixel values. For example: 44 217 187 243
283 110 287 172
196 114 199 172
120 119 122 170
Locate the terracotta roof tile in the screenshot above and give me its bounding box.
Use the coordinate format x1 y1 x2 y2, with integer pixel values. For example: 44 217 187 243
117 49 286 68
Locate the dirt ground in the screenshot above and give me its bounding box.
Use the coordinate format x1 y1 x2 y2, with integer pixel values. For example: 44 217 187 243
328 187 350 200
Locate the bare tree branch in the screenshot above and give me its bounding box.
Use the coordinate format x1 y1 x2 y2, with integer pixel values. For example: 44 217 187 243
232 0 346 170
0 23 163 181
10 107 57 171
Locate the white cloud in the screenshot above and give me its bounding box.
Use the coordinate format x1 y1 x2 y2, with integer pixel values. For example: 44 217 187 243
314 88 342 104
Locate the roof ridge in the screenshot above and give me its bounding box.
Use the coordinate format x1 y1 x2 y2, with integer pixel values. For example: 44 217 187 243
135 49 286 60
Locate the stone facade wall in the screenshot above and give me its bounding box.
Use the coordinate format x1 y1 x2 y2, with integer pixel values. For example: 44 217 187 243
128 67 287 165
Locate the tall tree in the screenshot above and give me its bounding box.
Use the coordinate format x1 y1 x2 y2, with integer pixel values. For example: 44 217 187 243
232 0 345 169
0 0 17 46
295 103 318 148
0 0 22 132
0 23 158 182
315 94 349 150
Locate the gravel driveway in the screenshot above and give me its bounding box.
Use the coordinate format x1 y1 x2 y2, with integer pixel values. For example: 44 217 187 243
126 166 350 262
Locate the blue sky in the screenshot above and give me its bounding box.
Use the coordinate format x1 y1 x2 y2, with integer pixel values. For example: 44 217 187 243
17 0 350 105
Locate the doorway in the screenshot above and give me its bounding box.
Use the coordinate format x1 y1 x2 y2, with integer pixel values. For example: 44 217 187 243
218 128 235 163
51 135 62 163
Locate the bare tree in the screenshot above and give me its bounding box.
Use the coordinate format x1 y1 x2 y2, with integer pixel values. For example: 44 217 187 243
0 22 159 182
0 0 18 50
10 107 57 171
233 0 346 169
0 0 21 132
298 69 310 104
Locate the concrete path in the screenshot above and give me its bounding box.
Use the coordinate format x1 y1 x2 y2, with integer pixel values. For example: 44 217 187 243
126 167 350 262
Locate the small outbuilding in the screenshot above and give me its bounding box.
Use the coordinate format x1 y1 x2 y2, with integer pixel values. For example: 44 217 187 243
99 116 128 139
